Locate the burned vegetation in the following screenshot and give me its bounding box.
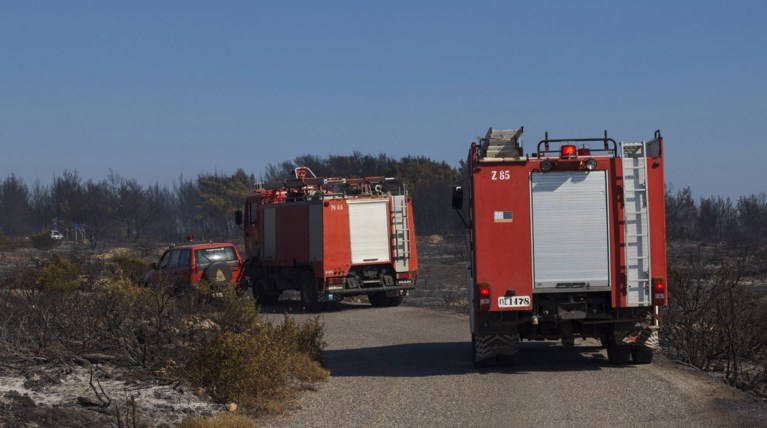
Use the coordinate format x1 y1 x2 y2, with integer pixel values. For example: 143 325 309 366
0 247 327 426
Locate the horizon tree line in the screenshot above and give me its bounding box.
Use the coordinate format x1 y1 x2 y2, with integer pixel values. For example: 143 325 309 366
1 156 766 247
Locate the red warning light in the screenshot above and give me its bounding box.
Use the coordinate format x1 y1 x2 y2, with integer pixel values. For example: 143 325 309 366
560 145 577 159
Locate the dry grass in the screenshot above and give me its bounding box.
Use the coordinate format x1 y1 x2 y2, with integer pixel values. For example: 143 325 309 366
180 412 260 428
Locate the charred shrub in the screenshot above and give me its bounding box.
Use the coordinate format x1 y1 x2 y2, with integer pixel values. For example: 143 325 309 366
0 250 329 413
0 230 12 251
31 231 55 250
663 243 767 396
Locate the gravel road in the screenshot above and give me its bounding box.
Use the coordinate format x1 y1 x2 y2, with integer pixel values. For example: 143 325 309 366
260 303 766 428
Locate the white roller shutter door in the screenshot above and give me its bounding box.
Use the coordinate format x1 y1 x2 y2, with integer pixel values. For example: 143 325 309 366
531 171 610 290
348 200 391 264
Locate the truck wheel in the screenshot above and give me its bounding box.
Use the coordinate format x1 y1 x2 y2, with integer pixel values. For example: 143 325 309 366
368 292 389 307
607 344 632 365
387 294 405 307
472 334 495 368
600 335 610 349
300 271 324 313
631 345 654 364
252 279 280 306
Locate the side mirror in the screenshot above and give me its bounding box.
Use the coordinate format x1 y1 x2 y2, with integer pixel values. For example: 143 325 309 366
234 210 243 226
452 186 464 210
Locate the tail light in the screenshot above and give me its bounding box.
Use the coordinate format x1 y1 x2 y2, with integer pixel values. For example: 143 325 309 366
190 265 197 273
326 277 345 285
478 283 491 311
560 145 577 159
652 277 666 306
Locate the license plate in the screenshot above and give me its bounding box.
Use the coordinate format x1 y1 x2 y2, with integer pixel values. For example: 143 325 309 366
498 296 531 308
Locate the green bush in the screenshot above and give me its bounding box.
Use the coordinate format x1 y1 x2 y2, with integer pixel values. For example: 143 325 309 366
184 298 327 410
186 330 288 406
273 315 325 362
35 256 83 291
111 255 151 285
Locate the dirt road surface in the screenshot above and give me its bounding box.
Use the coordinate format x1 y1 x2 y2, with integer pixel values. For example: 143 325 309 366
261 303 766 428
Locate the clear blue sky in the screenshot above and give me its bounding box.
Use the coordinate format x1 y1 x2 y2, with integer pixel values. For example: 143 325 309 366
2 1 765 198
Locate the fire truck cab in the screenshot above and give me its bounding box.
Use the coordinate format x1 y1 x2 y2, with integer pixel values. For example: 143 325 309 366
454 128 667 366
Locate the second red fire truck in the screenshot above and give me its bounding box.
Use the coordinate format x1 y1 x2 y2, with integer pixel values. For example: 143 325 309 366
236 167 418 312
454 128 667 366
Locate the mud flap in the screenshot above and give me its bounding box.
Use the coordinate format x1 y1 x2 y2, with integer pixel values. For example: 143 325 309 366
618 327 659 349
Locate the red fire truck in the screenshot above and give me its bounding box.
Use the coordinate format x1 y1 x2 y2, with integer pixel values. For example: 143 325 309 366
453 128 667 366
235 167 418 312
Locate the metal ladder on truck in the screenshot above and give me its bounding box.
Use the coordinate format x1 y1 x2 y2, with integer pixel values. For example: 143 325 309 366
622 141 651 307
391 194 411 272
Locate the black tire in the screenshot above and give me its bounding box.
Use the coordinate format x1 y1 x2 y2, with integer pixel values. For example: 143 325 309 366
368 292 389 307
607 343 632 365
600 335 610 349
249 278 278 306
300 270 324 313
203 262 232 286
631 345 654 364
387 294 405 307
472 334 495 368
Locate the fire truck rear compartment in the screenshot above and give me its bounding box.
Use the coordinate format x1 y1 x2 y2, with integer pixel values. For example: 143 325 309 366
531 170 611 292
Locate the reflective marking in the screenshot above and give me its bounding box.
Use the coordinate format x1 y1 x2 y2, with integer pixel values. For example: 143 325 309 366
494 211 513 223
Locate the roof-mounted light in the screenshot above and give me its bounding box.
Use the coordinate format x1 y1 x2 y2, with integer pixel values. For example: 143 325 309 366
560 145 577 159
541 159 555 172
585 158 597 171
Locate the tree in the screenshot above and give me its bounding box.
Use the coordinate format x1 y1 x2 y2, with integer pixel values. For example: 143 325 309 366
175 176 203 241
52 170 85 234
0 175 32 236
117 179 147 241
29 180 53 234
196 169 253 240
696 196 736 243
143 183 178 241
81 179 118 248
665 186 698 240
736 194 767 245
